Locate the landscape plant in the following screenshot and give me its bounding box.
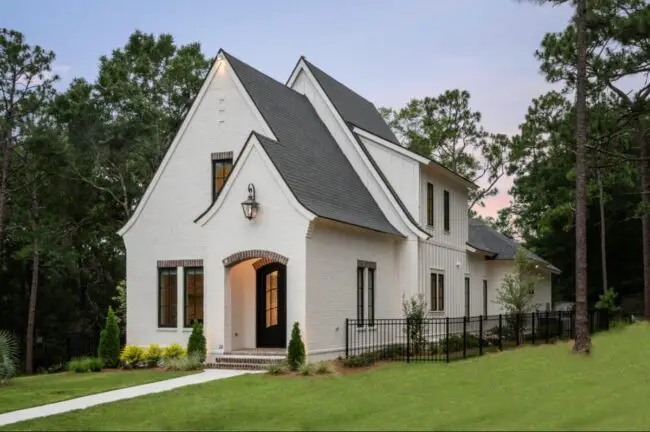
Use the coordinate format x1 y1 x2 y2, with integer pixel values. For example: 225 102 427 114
67 357 103 373
119 345 145 368
186 320 206 362
287 322 305 371
402 293 428 354
143 344 163 368
98 307 121 368
162 343 185 360
0 330 19 383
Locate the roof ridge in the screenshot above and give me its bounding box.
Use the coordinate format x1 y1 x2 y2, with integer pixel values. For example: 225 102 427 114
222 50 305 97
303 58 378 107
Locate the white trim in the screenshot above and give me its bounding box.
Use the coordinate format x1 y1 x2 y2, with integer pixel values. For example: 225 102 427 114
352 127 429 164
288 60 428 241
117 54 276 237
195 134 316 226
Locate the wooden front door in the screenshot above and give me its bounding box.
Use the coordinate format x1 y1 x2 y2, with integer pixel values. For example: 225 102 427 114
256 262 286 348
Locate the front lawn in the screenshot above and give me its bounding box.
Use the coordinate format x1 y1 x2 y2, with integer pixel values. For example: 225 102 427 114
0 370 194 414
6 323 650 431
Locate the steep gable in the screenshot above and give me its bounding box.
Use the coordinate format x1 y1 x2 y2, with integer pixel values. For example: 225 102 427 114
303 59 400 145
222 51 403 237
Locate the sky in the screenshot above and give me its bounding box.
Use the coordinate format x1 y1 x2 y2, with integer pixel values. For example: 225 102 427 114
3 0 573 218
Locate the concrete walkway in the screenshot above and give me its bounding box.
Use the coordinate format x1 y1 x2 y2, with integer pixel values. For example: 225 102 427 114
0 369 252 427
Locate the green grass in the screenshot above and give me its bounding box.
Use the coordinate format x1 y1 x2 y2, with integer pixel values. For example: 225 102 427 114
0 370 193 414
6 324 650 431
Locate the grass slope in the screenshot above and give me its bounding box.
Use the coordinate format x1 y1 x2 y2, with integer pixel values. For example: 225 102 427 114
0 370 193 414
6 324 650 431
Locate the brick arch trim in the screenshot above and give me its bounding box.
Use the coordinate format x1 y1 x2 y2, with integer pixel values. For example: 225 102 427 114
222 250 289 268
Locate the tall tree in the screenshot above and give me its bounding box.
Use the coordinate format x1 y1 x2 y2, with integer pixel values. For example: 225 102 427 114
0 29 57 253
380 90 511 211
537 0 650 320
574 0 591 352
58 31 211 224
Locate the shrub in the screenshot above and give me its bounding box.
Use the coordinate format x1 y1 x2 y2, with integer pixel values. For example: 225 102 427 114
162 343 185 360
0 330 19 383
287 322 305 371
68 356 103 373
163 352 203 371
402 294 428 354
342 353 377 368
98 307 121 368
265 362 288 375
187 321 207 363
299 362 314 376
143 344 163 368
314 361 335 374
120 345 145 368
377 344 407 360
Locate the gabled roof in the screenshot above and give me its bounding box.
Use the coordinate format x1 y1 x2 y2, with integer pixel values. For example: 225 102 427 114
222 51 403 237
468 218 560 273
303 59 400 145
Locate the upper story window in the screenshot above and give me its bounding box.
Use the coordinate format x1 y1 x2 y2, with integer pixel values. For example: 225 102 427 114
443 190 450 232
427 182 434 227
212 154 233 201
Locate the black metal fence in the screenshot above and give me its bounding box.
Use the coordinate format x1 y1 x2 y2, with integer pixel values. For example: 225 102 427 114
345 310 622 363
65 333 126 361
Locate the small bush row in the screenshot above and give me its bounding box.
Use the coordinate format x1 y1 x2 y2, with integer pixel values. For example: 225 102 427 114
119 343 186 369
265 360 334 376
68 356 104 373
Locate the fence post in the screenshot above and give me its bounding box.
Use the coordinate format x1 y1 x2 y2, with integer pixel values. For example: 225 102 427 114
532 312 536 345
445 317 450 363
463 316 467 359
545 310 550 343
498 314 503 351
345 318 349 358
558 310 563 339
406 318 411 364
479 315 484 356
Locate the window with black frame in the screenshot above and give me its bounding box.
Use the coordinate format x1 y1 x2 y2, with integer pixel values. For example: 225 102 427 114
356 266 364 326
184 267 204 327
212 158 233 200
158 268 177 327
430 272 445 312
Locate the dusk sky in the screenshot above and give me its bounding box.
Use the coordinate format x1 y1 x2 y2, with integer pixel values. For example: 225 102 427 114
3 0 573 218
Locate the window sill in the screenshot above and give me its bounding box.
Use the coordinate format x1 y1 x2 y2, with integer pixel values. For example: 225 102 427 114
356 326 378 332
428 311 445 317
182 328 193 333
443 230 450 235
157 327 178 332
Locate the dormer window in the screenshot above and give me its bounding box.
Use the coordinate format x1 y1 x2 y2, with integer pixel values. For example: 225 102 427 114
211 152 233 201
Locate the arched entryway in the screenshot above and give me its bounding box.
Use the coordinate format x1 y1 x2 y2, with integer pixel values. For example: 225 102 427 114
223 250 289 350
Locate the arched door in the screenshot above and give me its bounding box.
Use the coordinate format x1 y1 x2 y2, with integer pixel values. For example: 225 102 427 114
256 262 286 348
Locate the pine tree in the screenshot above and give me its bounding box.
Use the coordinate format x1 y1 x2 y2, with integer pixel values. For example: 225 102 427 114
287 322 305 371
186 320 206 362
98 307 121 368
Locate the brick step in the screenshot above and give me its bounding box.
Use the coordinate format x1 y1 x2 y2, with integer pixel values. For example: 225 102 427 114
205 362 271 371
211 355 285 365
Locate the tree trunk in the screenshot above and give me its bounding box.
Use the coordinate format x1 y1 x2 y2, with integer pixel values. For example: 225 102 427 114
25 185 40 374
598 171 608 294
573 0 592 353
638 123 650 320
0 136 11 252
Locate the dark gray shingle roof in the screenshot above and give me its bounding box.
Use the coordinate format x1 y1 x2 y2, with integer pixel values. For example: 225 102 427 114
223 51 403 237
303 59 400 145
468 218 560 272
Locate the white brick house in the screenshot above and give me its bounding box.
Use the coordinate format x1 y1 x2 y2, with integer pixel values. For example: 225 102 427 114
118 50 559 361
